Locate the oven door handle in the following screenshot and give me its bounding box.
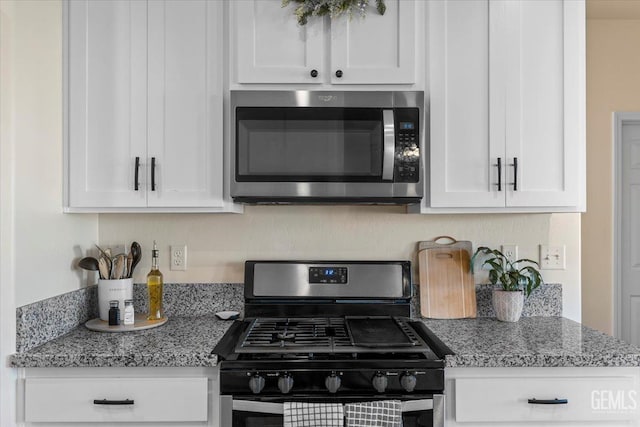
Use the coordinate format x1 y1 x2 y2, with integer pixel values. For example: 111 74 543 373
230 396 442 416
232 399 284 415
382 109 395 181
400 398 433 412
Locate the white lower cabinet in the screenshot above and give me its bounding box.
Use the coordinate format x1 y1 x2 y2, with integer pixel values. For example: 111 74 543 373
19 367 219 426
447 367 640 426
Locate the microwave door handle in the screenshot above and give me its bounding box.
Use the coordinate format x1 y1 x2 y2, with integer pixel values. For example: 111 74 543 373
382 109 395 181
232 399 284 415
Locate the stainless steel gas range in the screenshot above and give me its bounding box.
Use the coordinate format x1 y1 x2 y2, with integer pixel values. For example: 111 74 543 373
213 261 452 427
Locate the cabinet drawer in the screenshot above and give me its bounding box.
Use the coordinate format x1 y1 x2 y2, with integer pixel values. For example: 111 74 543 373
25 377 208 423
456 376 638 422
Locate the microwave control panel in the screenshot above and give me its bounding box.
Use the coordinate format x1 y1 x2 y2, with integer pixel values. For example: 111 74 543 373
394 108 420 183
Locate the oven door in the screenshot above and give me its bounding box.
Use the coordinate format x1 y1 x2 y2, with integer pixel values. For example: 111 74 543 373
219 395 444 427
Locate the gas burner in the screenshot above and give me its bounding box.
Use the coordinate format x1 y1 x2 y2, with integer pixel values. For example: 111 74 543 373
235 316 435 355
273 331 295 342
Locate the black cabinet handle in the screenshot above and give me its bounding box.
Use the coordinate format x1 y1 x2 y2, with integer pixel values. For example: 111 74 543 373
528 398 568 405
496 157 502 191
93 399 134 405
335 70 343 78
151 157 156 191
512 157 518 191
310 69 318 78
134 157 140 191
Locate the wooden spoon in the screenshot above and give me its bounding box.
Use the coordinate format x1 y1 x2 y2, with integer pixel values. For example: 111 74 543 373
113 254 126 280
98 257 110 280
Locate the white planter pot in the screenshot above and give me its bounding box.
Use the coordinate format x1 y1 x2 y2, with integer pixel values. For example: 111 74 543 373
492 289 524 322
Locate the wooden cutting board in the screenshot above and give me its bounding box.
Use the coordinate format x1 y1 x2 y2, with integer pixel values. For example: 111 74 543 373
418 236 477 319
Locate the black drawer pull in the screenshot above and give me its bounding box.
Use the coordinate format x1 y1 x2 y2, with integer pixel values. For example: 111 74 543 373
528 398 568 405
93 399 134 405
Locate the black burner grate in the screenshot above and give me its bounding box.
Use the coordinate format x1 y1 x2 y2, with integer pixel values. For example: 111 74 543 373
235 316 432 355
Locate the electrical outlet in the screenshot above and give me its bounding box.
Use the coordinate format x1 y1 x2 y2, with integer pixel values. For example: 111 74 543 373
540 245 566 270
501 245 518 263
171 245 187 271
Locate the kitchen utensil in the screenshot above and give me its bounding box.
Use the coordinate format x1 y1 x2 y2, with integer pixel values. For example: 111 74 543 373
78 257 99 271
128 242 141 278
98 257 110 280
112 254 126 280
95 244 112 277
418 236 477 319
126 252 133 279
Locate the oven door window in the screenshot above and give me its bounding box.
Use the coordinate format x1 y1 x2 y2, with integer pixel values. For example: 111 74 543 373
236 107 384 182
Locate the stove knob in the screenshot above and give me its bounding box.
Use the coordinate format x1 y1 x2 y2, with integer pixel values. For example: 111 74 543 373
325 373 341 394
249 374 265 394
372 372 388 393
400 372 417 392
278 374 294 394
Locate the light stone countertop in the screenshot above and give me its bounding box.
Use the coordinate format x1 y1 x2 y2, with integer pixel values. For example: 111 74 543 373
421 316 640 368
9 316 233 368
10 315 640 368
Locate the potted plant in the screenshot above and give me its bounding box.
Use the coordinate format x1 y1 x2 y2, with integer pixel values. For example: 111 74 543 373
470 247 543 322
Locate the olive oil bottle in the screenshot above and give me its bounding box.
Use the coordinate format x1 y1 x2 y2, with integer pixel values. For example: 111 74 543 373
146 241 164 320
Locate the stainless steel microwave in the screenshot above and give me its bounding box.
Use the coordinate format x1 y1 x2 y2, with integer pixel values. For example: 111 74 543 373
230 91 425 204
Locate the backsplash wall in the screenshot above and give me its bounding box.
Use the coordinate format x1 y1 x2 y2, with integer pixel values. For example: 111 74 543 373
97 207 581 321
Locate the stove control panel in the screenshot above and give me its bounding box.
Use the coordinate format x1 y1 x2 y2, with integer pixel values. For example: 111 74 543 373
225 368 442 396
309 267 348 284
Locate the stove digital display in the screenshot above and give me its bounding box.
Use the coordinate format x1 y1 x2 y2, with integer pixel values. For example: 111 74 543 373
309 267 348 284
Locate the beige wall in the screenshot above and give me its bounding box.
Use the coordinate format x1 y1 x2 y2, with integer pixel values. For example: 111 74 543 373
99 210 582 321
3 0 98 308
1 1 583 326
583 16 640 334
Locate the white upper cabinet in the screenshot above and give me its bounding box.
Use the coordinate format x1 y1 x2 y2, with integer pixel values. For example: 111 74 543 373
146 1 224 208
231 0 416 85
232 0 325 84
330 0 415 84
67 1 148 208
66 0 229 211
429 0 585 211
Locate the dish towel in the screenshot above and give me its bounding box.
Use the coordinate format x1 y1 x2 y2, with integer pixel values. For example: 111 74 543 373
344 400 403 427
283 402 344 427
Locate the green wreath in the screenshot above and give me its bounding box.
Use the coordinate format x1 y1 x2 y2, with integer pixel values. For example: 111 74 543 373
282 0 386 26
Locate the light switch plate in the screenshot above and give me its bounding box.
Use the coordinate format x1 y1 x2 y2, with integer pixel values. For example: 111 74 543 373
539 245 566 270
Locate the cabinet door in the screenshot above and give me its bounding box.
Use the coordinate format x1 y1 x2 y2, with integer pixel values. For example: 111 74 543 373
147 0 224 208
429 0 505 207
67 0 147 208
504 0 584 207
232 0 324 84
330 0 415 84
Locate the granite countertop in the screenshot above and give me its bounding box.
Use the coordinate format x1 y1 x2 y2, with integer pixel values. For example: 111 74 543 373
9 316 233 368
422 316 640 368
10 315 640 369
